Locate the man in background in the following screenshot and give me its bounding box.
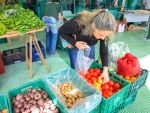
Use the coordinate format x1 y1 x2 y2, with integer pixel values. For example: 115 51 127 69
139 0 150 27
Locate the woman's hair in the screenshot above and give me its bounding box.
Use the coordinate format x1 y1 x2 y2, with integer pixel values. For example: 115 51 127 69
78 10 116 42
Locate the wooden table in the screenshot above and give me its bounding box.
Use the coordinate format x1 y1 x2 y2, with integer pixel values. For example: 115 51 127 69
0 28 50 78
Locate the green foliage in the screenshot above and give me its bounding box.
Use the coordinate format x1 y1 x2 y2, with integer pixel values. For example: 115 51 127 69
0 4 44 36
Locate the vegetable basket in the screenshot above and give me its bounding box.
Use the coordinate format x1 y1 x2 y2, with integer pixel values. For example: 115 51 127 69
45 68 102 113
0 93 9 111
7 79 63 113
90 62 130 113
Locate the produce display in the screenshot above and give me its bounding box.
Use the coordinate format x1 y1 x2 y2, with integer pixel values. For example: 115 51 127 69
57 82 85 108
0 4 44 36
82 68 122 99
11 88 59 113
0 109 8 113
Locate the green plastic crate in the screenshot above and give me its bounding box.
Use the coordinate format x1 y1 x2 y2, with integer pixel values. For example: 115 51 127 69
90 62 130 113
0 38 7 44
115 69 149 98
45 68 102 113
109 91 138 113
7 79 64 113
0 94 9 111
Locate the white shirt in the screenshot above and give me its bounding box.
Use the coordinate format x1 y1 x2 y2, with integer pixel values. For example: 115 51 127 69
143 0 150 9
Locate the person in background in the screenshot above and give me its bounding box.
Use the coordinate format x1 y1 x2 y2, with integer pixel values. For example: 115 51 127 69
143 23 150 42
59 9 116 83
42 0 63 56
139 0 150 27
67 0 74 14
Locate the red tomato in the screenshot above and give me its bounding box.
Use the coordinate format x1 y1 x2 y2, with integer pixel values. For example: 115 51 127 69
95 68 101 74
92 72 98 77
86 74 91 79
102 84 109 90
103 94 110 99
91 77 97 82
84 77 88 81
89 68 94 73
107 90 113 96
108 80 114 86
114 83 120 89
109 87 113 91
116 88 121 92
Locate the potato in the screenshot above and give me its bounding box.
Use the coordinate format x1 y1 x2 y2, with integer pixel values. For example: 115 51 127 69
72 97 76 104
67 94 72 99
61 86 65 90
78 93 83 98
67 102 72 108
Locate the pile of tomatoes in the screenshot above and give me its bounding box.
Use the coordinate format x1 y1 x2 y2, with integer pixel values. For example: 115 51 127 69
79 68 122 99
102 80 121 99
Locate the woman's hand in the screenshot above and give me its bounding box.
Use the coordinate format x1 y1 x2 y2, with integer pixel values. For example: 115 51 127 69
67 44 73 49
99 66 110 84
75 41 87 50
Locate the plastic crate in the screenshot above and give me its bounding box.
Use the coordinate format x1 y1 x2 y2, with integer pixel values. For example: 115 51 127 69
114 69 149 98
8 79 64 113
0 52 5 74
2 46 25 65
110 91 138 113
45 68 102 113
0 38 7 44
0 94 9 111
27 40 46 62
90 62 130 113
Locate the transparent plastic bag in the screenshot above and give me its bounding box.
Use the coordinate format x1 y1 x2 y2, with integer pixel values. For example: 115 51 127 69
75 46 94 76
45 68 102 113
108 42 130 71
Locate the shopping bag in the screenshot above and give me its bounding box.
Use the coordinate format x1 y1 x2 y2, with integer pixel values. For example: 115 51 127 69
117 53 141 76
108 42 130 71
75 46 94 76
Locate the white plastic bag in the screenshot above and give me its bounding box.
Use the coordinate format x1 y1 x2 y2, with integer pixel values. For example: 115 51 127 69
45 68 102 113
75 46 94 76
108 42 130 71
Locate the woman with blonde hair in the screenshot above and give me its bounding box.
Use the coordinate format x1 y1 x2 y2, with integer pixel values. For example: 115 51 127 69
59 9 116 83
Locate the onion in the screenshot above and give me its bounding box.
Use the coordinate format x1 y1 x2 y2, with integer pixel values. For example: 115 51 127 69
26 97 31 101
21 108 25 112
20 98 25 103
47 100 52 104
34 93 41 100
44 103 51 109
12 97 16 104
32 89 36 93
24 94 28 98
31 108 40 113
54 108 59 113
41 90 46 95
39 107 43 113
37 99 44 107
14 101 19 106
28 88 32 92
50 104 56 111
16 94 23 101
14 107 20 113
37 88 42 92
30 93 35 99
26 104 31 109
30 105 37 111
17 103 23 108
24 109 30 113
43 93 48 99
43 109 53 113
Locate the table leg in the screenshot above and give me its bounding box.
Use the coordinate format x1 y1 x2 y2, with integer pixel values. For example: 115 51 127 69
6 37 12 46
29 34 33 78
18 35 23 43
25 34 29 70
33 33 50 73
